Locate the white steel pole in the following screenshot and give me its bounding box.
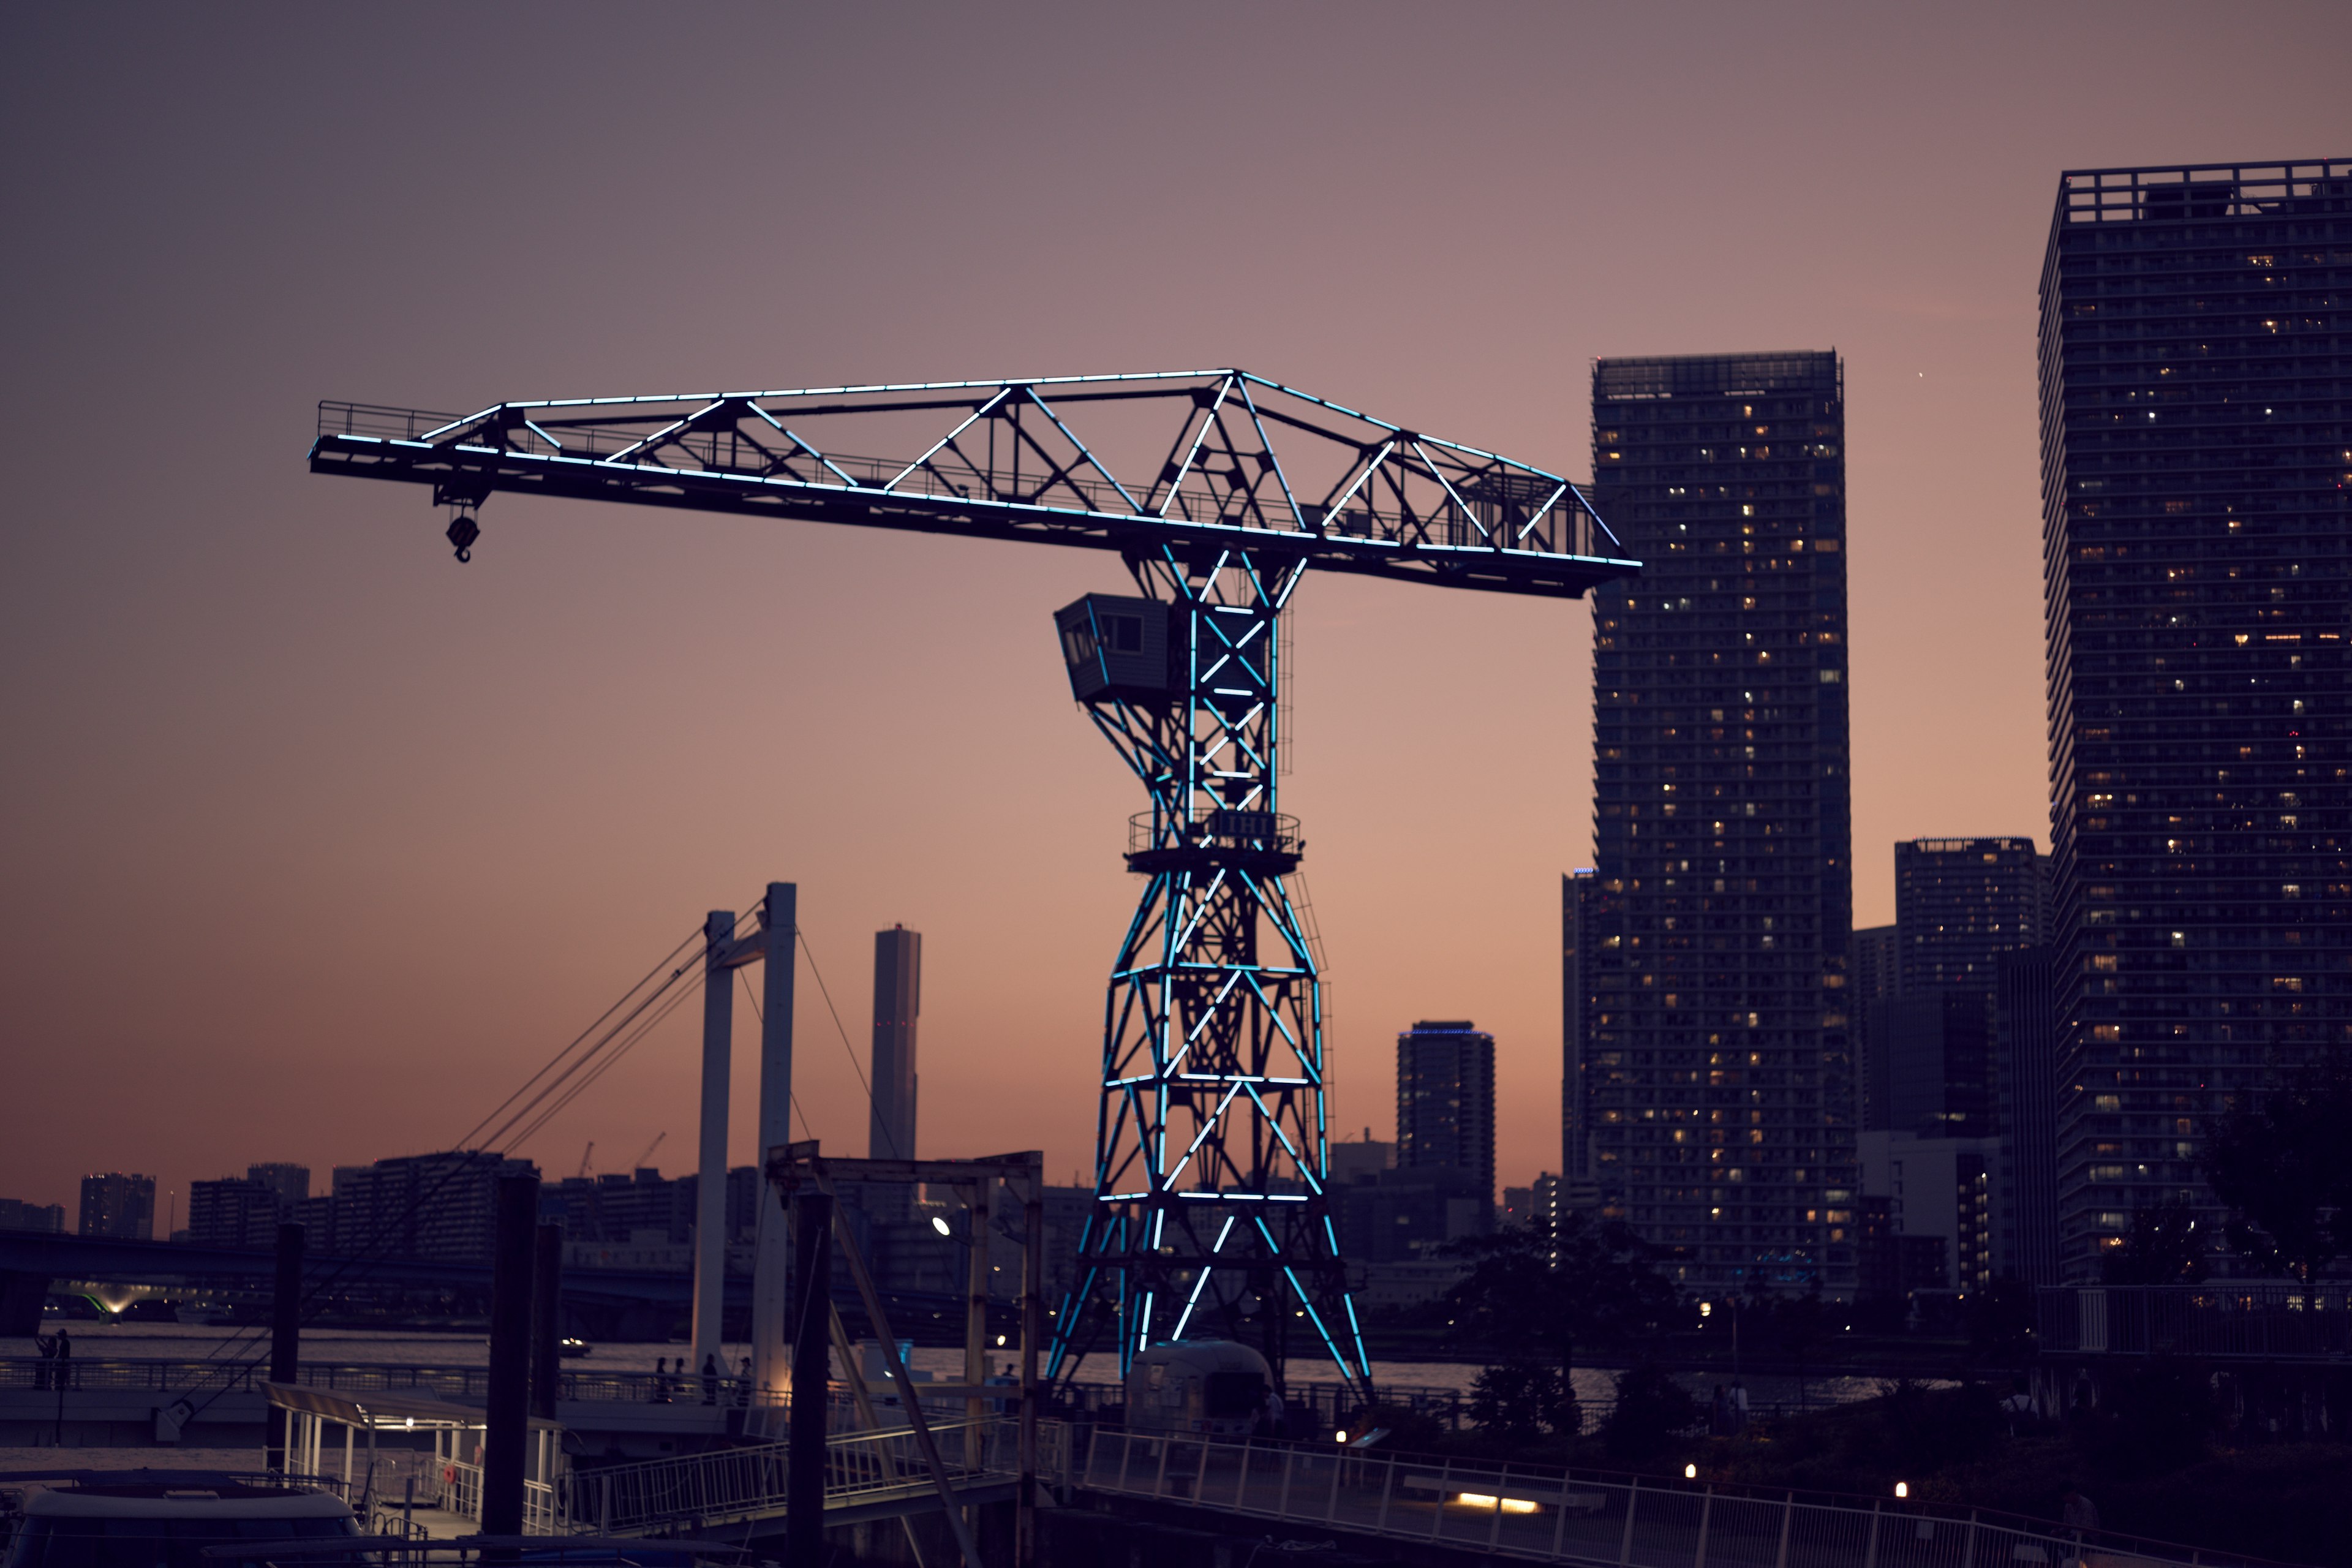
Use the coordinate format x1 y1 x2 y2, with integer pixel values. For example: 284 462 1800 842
750 883 797 1396
690 911 735 1378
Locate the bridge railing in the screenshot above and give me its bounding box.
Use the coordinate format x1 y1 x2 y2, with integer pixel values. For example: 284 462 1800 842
0 1357 756 1406
1081 1430 2279 1568
431 1458 565 1533
563 1417 1039 1535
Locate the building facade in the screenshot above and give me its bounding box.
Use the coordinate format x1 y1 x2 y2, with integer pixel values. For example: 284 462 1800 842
78 1172 155 1240
2037 160 2351 1278
1894 839 2048 994
1578 350 1856 1296
187 1177 281 1250
1852 925 1899 1011
329 1152 538 1265
0 1199 66 1234
1395 1019 1496 1206
1993 946 2063 1283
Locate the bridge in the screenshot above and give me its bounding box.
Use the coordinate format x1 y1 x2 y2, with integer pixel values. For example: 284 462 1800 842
1075 1430 2265 1568
363 1422 2270 1568
0 1231 989 1343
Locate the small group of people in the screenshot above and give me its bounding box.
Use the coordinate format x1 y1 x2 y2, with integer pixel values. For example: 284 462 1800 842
31 1328 74 1390
645 1352 728 1405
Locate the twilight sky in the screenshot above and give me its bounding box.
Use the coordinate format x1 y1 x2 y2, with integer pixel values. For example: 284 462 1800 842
3 4 2345 1221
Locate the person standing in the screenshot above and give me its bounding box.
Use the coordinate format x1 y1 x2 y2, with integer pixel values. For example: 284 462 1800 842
700 1353 718 1406
54 1329 72 1390
2062 1484 2101 1534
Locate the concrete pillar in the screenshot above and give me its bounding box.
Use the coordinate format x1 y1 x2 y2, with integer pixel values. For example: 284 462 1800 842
786 1191 831 1566
530 1222 564 1422
691 911 734 1376
752 883 797 1393
482 1173 539 1541
265 1222 303 1473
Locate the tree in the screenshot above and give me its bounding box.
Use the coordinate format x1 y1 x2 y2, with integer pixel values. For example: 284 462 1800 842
1468 1360 1575 1442
1438 1210 1682 1404
1773 1283 1830 1409
2199 1059 2352 1299
2103 1199 2212 1285
1602 1364 1699 1460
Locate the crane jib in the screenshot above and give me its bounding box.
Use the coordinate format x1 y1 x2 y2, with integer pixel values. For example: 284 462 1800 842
308 370 1636 598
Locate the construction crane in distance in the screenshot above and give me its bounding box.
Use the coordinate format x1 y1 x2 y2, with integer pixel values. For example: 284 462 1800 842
307 371 1638 1403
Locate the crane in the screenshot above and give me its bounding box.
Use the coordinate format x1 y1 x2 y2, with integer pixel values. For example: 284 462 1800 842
576 1141 595 1180
309 371 1637 1401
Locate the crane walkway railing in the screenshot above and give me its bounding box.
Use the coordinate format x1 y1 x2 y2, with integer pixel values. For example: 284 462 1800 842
563 1417 1046 1536
1080 1431 2275 1568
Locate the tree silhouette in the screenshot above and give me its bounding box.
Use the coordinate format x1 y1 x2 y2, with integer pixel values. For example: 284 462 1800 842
2103 1199 2211 1285
1438 1210 1681 1404
2198 1059 2352 1300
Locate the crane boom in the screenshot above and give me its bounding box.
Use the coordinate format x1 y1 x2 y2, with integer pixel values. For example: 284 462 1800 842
310 370 1632 598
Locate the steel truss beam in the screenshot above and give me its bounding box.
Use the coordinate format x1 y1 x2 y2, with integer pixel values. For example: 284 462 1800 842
310 371 1632 600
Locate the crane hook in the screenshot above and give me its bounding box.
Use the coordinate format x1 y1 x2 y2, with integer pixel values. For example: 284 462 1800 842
446 512 481 564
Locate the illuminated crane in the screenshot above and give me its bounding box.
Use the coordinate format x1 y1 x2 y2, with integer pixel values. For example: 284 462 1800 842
308 371 1637 1401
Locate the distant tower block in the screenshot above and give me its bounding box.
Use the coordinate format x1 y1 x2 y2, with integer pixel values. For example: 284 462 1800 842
870 926 921 1161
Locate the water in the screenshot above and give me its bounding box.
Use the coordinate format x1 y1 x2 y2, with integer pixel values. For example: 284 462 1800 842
5 1324 1915 1407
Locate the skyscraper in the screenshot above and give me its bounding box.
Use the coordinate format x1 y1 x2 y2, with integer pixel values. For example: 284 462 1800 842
1862 838 2047 1138
1852 925 1899 1011
870 925 921 1161
78 1172 156 1240
2038 159 2350 1280
1994 946 2062 1283
1395 1020 1496 1204
1577 350 1855 1295
1894 839 2047 995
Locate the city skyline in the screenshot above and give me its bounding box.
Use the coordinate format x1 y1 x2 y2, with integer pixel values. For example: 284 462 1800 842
4 6 2343 1221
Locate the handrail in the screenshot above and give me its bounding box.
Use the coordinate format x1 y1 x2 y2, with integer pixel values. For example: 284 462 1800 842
1079 1429 2296 1568
560 1417 1050 1536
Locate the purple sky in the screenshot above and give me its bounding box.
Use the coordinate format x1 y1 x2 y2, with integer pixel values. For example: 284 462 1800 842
3 4 2344 1220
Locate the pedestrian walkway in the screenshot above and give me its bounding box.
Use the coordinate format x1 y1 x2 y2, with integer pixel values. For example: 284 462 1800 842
1079 1430 2287 1568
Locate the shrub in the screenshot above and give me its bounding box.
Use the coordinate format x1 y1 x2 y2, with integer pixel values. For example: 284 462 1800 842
1604 1364 1699 1460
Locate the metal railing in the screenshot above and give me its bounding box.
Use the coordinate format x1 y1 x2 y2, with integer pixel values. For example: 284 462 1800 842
563 1417 1042 1536
2035 1285 2352 1360
0 1358 756 1405
426 1460 566 1534
1081 1430 2282 1568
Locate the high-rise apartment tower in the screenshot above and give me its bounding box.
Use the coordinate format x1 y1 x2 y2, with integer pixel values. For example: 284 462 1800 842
870 925 921 1161
1574 351 1855 1295
1395 1020 1496 1204
1894 839 2047 995
2038 160 2351 1279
